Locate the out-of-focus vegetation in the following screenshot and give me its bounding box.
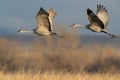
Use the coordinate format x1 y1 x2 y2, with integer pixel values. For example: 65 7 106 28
0 34 120 73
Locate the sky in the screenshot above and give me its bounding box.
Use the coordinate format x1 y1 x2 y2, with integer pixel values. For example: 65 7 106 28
0 0 120 36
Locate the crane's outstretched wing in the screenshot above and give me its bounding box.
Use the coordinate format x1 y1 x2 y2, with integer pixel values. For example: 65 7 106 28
87 8 105 29
36 7 52 32
47 8 57 31
97 4 109 28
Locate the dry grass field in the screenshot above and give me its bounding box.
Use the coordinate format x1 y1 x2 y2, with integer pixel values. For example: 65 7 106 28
0 33 120 80
0 71 120 80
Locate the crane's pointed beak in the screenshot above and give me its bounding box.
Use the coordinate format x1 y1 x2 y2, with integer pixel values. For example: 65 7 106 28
17 29 21 32
69 23 77 27
17 29 23 32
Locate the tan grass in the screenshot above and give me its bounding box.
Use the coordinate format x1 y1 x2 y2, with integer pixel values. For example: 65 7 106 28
0 32 120 80
0 35 120 73
0 71 120 80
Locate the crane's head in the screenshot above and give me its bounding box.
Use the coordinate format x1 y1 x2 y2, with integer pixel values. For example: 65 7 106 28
70 23 81 28
17 29 24 32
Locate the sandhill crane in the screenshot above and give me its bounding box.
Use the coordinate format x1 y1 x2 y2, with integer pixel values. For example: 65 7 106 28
71 4 117 38
18 7 64 38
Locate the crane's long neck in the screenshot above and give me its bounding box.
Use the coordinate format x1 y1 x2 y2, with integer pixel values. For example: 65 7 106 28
75 24 90 28
20 30 34 33
80 25 89 28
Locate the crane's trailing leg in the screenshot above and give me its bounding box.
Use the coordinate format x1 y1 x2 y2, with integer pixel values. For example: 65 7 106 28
102 30 117 39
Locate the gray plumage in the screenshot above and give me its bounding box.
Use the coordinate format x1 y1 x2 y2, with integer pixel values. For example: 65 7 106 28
18 7 65 38
35 7 52 35
71 4 117 38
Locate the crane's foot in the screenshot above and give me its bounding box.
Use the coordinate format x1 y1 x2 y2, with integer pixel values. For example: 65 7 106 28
112 35 117 39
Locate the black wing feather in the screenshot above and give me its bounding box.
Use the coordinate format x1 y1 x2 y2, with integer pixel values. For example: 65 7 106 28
37 7 52 31
87 8 105 29
37 7 49 16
